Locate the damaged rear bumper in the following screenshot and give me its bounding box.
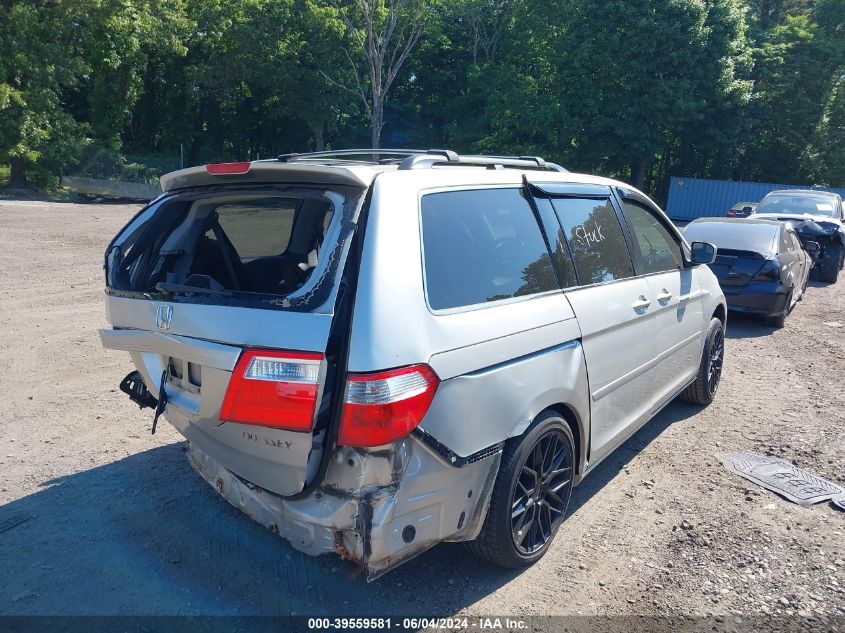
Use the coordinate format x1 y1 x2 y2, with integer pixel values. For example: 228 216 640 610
187 436 500 579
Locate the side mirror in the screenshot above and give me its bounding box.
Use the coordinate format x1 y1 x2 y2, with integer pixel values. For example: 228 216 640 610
689 241 717 265
804 240 820 255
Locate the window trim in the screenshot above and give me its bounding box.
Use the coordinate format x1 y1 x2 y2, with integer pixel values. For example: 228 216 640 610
417 185 563 315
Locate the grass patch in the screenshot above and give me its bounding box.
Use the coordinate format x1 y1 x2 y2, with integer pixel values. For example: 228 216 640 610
0 165 9 188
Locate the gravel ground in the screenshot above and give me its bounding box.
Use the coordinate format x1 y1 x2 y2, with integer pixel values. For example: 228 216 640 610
0 198 843 624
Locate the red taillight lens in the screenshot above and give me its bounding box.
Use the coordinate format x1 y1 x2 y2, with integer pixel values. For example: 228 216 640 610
753 260 781 282
205 161 251 175
220 349 323 431
338 364 439 447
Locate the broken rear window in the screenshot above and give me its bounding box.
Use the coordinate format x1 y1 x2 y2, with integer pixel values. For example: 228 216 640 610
105 186 360 311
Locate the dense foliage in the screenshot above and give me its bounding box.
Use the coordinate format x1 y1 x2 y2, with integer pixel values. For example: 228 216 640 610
0 0 843 200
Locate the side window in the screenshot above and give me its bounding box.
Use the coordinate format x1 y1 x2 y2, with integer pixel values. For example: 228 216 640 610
620 200 684 274
421 188 559 310
551 198 635 285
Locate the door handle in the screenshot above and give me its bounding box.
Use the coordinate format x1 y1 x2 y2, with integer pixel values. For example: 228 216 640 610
657 289 673 303
632 295 651 311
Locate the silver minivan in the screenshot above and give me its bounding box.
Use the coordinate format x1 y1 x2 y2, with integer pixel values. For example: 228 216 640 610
101 149 727 578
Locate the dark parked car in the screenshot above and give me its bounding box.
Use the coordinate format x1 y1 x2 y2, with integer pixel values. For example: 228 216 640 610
683 218 813 327
726 202 757 218
751 189 845 283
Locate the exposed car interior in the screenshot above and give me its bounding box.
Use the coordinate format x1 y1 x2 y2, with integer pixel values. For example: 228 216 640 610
112 193 336 297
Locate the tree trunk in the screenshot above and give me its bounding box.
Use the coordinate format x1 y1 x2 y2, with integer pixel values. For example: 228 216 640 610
630 157 649 191
312 122 325 152
8 156 28 189
370 95 383 149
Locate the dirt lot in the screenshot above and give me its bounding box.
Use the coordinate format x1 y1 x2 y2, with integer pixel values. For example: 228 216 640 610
0 198 843 622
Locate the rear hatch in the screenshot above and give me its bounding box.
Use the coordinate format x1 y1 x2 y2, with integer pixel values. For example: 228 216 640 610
709 249 768 287
101 174 367 496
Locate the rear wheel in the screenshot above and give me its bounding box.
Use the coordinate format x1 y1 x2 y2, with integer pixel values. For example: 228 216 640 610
766 289 793 328
467 412 574 569
680 317 724 405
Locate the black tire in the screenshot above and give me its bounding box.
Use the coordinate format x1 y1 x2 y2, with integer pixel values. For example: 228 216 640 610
680 317 724 405
766 289 793 328
819 245 841 283
467 412 575 569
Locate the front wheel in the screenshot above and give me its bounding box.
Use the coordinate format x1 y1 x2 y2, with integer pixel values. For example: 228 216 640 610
680 317 724 405
467 412 575 569
819 245 842 283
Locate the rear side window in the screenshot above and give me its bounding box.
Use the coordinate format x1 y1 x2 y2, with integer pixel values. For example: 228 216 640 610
421 188 559 310
620 200 683 274
551 198 634 285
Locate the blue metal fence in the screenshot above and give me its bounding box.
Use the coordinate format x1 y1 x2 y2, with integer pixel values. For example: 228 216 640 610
665 176 845 220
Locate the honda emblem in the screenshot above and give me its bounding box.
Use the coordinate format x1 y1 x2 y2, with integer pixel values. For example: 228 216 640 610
155 304 173 330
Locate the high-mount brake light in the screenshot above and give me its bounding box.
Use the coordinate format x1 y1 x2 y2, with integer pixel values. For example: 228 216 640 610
205 162 252 175
220 349 323 431
338 364 439 447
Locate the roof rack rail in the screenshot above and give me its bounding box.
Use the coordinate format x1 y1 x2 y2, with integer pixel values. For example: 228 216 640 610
277 149 430 163
398 151 567 172
275 148 567 172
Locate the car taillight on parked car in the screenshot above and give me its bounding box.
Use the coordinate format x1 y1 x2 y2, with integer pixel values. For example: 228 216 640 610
753 260 781 282
220 349 323 431
338 365 439 447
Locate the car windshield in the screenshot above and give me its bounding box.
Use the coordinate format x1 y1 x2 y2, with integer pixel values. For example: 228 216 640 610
756 193 839 218
683 221 778 255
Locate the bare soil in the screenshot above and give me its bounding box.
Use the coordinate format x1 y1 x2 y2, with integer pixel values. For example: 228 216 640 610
0 198 843 621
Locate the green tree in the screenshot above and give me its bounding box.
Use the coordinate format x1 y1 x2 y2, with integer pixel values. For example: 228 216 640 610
0 1 91 187
549 0 751 189
80 1 190 149
325 0 433 148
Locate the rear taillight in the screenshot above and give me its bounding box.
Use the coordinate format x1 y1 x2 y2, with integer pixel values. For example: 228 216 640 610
727 210 737 217
220 349 323 431
338 365 439 447
206 161 251 175
753 260 781 282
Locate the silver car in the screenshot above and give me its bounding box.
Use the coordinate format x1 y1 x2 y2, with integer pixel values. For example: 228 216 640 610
101 149 727 578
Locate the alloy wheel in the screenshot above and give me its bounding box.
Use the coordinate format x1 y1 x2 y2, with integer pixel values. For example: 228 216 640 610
707 327 724 396
511 429 572 555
